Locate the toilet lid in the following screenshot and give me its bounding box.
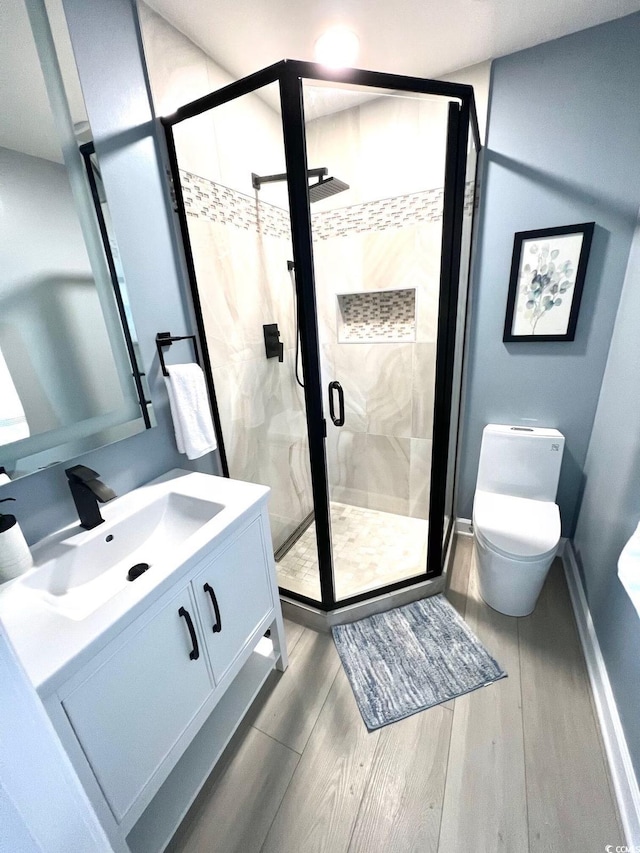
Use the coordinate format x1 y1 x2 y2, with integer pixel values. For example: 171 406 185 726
473 490 561 558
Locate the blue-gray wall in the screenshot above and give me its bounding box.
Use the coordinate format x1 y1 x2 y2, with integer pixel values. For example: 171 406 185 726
457 12 640 535
573 213 640 779
0 0 219 546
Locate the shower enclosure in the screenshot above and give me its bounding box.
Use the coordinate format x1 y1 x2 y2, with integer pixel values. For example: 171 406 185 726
162 60 480 611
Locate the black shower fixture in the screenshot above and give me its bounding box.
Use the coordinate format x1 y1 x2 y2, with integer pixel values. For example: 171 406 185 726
251 167 350 203
308 176 350 203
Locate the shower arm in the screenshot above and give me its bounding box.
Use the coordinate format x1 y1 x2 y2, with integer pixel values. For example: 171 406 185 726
251 168 328 191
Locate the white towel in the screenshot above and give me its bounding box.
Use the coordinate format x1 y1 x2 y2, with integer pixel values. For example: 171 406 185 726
164 364 218 460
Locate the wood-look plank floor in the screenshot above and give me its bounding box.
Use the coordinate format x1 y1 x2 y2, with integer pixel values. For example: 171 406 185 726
169 540 624 853
439 545 528 852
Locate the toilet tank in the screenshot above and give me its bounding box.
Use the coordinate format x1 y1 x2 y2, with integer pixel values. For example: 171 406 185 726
476 424 565 502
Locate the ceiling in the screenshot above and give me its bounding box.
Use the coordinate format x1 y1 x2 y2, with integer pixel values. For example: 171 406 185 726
145 0 640 83
2 0 640 163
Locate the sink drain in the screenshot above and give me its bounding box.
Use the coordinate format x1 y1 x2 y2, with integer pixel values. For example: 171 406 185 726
127 563 150 582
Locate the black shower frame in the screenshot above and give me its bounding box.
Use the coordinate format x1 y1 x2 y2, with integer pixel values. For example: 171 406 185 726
162 59 481 612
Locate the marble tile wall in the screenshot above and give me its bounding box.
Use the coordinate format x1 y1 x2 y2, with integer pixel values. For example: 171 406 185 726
306 91 458 523
315 220 441 520
180 149 444 527
182 173 441 526
148 9 453 533
185 203 313 551
139 4 286 196
304 88 450 205
140 4 458 563
139 3 313 549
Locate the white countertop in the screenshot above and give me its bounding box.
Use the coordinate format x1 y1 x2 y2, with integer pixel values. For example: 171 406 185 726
0 470 270 696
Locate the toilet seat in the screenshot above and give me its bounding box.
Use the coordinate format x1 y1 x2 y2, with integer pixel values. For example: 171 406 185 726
473 490 560 559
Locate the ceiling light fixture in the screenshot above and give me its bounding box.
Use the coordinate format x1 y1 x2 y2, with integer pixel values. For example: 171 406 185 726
314 26 359 69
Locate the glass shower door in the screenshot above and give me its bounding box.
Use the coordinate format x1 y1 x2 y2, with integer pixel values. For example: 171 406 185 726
165 75 322 604
164 61 479 610
301 79 452 601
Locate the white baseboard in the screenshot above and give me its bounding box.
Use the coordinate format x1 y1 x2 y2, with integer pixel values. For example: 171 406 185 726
562 540 640 846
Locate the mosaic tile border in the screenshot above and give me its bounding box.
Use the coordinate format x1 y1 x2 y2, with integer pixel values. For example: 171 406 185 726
314 181 475 241
179 169 474 241
312 188 445 241
337 288 416 342
180 170 290 239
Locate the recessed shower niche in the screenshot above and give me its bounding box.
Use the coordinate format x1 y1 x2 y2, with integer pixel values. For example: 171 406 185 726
337 288 417 343
162 60 479 611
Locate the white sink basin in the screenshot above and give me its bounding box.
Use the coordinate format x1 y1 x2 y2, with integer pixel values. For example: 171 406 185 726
20 487 224 621
0 469 271 695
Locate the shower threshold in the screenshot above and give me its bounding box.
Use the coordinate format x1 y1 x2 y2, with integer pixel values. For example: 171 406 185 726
277 502 429 602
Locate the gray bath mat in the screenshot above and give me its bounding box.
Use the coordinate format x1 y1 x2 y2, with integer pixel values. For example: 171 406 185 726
332 595 506 731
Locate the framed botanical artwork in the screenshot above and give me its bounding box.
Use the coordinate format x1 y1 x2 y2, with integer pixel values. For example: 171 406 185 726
503 222 595 342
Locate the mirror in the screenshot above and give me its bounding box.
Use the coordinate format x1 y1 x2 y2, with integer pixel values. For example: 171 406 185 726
0 0 154 482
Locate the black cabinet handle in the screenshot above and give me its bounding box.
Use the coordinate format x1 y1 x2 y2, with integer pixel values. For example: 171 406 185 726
178 606 200 660
203 583 222 633
328 380 345 427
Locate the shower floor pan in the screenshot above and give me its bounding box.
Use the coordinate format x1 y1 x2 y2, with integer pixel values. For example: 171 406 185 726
276 501 428 602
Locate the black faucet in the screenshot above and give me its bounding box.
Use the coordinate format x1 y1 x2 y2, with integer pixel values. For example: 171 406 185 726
65 465 117 530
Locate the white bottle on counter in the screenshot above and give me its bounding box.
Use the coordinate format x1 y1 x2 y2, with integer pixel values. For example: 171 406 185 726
0 499 33 584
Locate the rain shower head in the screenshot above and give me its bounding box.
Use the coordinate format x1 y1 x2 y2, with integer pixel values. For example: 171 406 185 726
251 167 349 203
308 176 350 203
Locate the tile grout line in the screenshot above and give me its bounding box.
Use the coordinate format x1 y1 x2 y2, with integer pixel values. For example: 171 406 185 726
517 616 532 853
437 537 473 853
177 630 308 853
435 695 457 853
293 652 343 754
254 747 302 853
248 626 310 757
249 725 304 757
285 624 305 657
258 660 343 853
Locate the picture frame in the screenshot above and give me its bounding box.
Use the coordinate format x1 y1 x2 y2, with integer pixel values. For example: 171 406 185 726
503 222 595 342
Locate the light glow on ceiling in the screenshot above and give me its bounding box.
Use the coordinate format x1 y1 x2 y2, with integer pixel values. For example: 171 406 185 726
314 26 360 68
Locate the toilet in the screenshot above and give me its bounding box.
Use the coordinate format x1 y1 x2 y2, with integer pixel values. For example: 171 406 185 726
472 424 565 617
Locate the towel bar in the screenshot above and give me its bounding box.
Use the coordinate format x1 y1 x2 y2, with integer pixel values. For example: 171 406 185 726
156 332 200 377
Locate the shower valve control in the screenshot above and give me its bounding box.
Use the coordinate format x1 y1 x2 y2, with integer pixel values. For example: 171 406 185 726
263 323 284 363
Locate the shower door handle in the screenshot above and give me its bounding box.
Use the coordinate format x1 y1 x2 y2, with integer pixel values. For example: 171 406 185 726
328 381 345 427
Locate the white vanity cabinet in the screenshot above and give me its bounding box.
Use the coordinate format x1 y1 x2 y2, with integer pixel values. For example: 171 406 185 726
26 481 287 853
62 582 214 822
192 518 273 684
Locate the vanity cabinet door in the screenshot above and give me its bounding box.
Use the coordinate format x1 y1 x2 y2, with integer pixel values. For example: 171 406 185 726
62 584 213 822
193 518 273 684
